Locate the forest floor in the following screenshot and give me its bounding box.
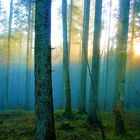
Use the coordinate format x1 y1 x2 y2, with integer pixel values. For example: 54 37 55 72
0 109 140 140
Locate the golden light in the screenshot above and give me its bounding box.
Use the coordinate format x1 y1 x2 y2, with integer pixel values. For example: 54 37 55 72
134 43 140 56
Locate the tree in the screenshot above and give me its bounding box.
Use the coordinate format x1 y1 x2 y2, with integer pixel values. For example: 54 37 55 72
68 0 73 56
8 0 13 47
127 0 136 109
15 0 33 110
4 0 13 109
103 0 112 110
25 1 32 110
79 0 91 113
27 1 31 49
0 0 8 46
114 0 130 135
62 0 72 118
30 3 35 48
35 0 56 139
88 0 103 126
13 1 27 47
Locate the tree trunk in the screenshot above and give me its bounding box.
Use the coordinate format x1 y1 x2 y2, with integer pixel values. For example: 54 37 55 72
5 0 13 109
88 0 102 126
35 0 56 139
114 0 130 135
62 0 72 118
79 0 91 113
30 3 34 49
25 1 31 110
17 30 22 107
68 0 73 58
8 0 13 48
103 0 112 110
127 0 136 109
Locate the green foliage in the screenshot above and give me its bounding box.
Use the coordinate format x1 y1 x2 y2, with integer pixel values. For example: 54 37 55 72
0 110 140 140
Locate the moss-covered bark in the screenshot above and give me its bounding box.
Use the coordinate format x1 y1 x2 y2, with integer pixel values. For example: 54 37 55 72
35 0 56 139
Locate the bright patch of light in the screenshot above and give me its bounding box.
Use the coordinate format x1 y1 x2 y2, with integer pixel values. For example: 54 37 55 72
134 43 140 56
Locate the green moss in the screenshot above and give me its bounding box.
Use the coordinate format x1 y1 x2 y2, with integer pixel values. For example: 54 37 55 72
0 109 140 140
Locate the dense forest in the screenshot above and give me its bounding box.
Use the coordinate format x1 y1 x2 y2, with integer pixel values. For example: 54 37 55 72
0 0 140 139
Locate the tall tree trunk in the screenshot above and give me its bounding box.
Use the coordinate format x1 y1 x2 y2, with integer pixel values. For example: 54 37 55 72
17 30 22 107
114 0 130 135
103 0 112 110
30 3 34 49
68 0 73 57
25 1 31 110
5 0 13 109
88 0 102 126
27 1 31 49
8 0 13 48
0 0 1 36
62 0 72 118
79 0 91 113
127 0 136 109
35 0 56 139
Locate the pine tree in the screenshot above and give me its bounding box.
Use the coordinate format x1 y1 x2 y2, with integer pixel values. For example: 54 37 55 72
88 0 103 126
114 0 130 135
62 0 72 118
35 0 56 139
79 0 91 113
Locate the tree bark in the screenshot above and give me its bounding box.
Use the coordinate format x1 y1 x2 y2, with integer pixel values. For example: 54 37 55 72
114 0 130 135
79 0 91 113
5 0 13 109
7 0 13 48
68 0 73 58
30 3 34 49
35 0 56 139
127 0 136 109
25 1 32 110
88 0 102 126
62 0 72 118
103 0 112 110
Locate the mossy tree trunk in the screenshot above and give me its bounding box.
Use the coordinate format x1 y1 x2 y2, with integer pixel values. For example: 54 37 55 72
35 0 56 139
79 0 91 113
62 0 72 118
114 0 130 135
88 0 102 126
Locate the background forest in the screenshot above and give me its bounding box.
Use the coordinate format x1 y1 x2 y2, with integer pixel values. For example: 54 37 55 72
0 0 140 140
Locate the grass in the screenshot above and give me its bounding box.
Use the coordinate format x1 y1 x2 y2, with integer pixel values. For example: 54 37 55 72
0 109 140 140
